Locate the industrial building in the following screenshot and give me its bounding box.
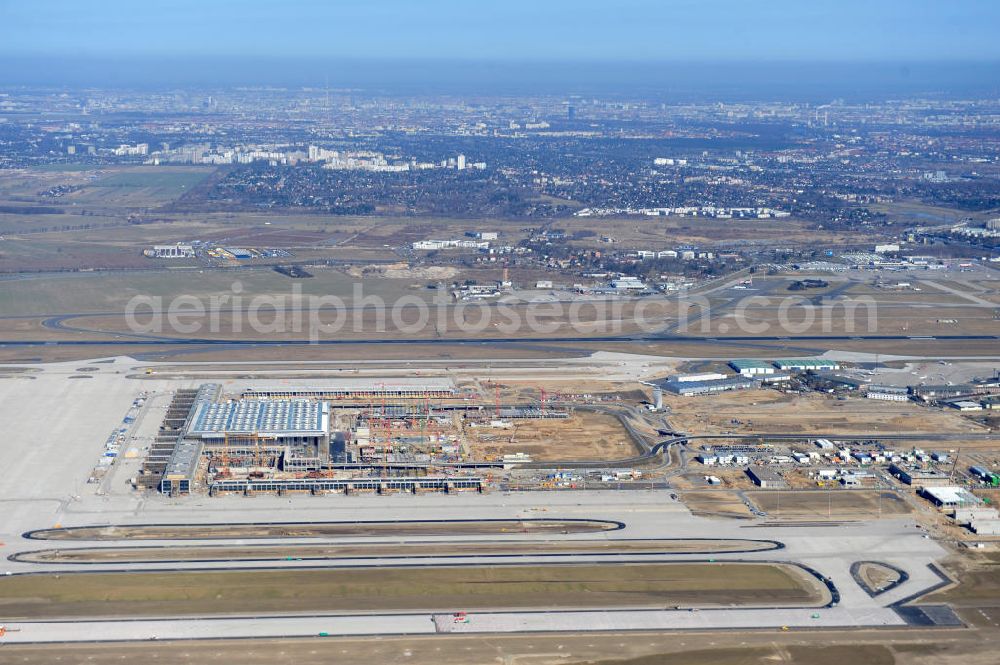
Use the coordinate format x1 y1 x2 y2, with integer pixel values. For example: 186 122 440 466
866 385 910 402
970 466 1000 486
670 372 729 383
610 276 647 290
660 376 755 396
920 486 981 508
729 359 775 377
890 464 953 487
746 467 786 488
911 384 979 401
953 507 1000 524
145 243 195 258
773 358 841 371
969 520 1000 535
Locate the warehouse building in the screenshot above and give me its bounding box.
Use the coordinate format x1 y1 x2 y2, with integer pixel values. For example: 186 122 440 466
969 520 1000 535
729 359 776 376
889 464 953 487
911 384 979 401
659 376 756 396
746 467 787 488
669 372 729 383
953 507 1000 524
920 486 981 508
146 243 195 258
773 358 841 371
866 385 910 402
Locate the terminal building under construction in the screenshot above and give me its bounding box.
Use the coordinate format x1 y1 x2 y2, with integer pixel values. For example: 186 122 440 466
147 379 489 497
243 378 456 401
187 399 331 460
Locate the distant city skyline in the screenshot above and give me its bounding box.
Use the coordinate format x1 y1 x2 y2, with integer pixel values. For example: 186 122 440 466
2 0 999 62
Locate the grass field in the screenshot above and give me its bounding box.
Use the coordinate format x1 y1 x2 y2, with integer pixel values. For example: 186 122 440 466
856 562 902 594
13 538 779 564
0 635 915 665
0 562 825 619
0 266 423 316
90 170 211 190
68 167 214 206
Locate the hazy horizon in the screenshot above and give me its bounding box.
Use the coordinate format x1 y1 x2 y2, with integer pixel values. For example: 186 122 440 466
4 1 998 99
3 1 999 61
1 56 998 100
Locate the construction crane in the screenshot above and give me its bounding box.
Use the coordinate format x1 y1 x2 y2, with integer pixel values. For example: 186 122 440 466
220 432 232 470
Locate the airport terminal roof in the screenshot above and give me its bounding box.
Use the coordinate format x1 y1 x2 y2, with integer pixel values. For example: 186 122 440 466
187 399 329 437
162 438 203 480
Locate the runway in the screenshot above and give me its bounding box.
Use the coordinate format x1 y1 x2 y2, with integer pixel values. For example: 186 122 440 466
0 604 908 644
0 333 996 347
0 491 952 643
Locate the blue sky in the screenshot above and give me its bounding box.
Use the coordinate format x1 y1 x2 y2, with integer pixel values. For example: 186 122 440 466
1 0 998 61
